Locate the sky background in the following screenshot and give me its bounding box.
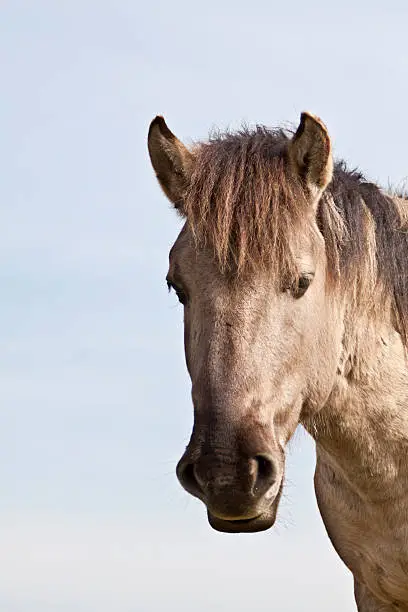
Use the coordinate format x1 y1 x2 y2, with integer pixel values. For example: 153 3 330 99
1 1 408 610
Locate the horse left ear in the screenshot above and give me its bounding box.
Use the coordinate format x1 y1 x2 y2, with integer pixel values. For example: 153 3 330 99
148 116 194 211
289 112 333 201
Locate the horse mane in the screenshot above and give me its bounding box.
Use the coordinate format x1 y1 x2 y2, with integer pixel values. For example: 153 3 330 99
323 164 408 346
183 125 408 345
185 126 316 280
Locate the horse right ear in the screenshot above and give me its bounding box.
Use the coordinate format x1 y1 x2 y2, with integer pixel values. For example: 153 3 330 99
289 112 333 203
148 116 194 211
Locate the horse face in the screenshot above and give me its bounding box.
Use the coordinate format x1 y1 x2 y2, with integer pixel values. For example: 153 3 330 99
149 112 341 532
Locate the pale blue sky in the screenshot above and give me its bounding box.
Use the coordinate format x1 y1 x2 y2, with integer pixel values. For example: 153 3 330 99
1 1 407 610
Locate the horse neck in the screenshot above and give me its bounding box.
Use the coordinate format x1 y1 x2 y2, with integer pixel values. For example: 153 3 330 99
305 316 408 494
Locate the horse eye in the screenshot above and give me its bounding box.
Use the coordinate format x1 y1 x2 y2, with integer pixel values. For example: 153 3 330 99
291 274 314 299
167 280 188 305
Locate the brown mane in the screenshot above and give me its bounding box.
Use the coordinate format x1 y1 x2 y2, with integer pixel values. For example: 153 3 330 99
184 127 314 280
183 126 408 344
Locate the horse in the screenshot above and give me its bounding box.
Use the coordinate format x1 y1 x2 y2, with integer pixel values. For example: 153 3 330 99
147 112 408 610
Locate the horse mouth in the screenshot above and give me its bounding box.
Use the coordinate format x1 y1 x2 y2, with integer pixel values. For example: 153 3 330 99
207 511 276 533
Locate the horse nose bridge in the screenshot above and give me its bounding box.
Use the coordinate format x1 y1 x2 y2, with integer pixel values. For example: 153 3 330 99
196 323 251 390
190 326 258 415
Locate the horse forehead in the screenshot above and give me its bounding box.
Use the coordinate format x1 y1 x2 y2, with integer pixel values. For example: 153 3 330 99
168 225 283 302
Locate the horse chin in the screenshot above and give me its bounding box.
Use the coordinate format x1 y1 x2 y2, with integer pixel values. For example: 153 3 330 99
207 508 277 533
206 479 283 533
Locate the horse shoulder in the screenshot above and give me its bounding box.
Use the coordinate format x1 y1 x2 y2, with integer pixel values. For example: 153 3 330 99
314 447 408 608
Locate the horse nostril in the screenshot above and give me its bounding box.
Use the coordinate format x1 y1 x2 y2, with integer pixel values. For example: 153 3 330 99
252 453 276 496
256 454 274 480
176 460 203 497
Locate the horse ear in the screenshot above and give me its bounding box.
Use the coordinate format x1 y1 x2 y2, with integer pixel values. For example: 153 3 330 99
289 112 333 201
148 116 194 211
